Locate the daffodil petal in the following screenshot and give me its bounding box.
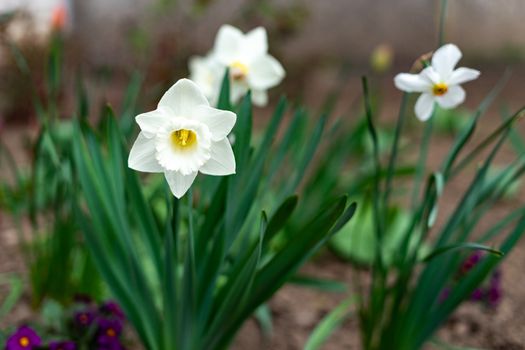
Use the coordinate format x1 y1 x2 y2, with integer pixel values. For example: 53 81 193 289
415 93 435 121
244 27 268 57
128 132 163 173
394 73 432 93
251 90 268 106
158 79 209 115
247 54 285 90
230 82 248 105
135 110 170 138
194 105 236 141
419 66 442 85
214 24 243 64
189 55 223 103
447 67 480 85
164 171 198 198
200 138 236 176
432 43 462 78
436 85 465 109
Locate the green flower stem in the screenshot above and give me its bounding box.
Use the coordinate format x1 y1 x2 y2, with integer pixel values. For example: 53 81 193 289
437 0 449 47
187 188 196 285
382 93 408 214
411 113 434 211
187 188 197 350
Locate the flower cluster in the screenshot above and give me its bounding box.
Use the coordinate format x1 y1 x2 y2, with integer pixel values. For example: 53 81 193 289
440 251 503 308
460 252 503 308
71 299 126 350
189 24 285 106
4 300 126 350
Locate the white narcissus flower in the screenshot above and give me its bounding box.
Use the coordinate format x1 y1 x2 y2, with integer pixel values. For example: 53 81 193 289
3 0 71 42
394 43 480 121
212 24 285 106
128 79 237 198
189 54 223 106
0 0 19 15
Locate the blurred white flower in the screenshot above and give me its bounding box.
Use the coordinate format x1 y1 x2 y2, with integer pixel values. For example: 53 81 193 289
211 24 285 106
394 44 480 121
0 0 19 15
189 54 223 105
3 0 71 42
128 79 237 198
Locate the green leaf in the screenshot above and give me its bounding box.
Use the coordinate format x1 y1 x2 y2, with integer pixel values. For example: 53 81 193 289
162 196 178 350
262 195 298 248
430 337 487 350
304 297 355 350
282 112 327 199
119 72 144 137
75 73 89 121
421 242 502 263
0 274 23 318
249 196 348 314
204 212 266 349
449 106 525 178
289 275 347 293
361 76 384 273
254 304 273 338
217 69 231 111
441 70 510 178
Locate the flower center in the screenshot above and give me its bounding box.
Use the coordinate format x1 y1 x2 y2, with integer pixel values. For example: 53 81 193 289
432 83 448 96
230 61 249 81
106 328 116 337
170 129 197 149
19 337 30 347
79 314 88 324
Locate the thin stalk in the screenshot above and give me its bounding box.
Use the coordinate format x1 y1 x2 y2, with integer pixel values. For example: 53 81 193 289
410 116 434 211
361 77 384 266
187 189 198 350
382 94 408 213
410 0 448 210
170 194 180 350
382 1 449 346
187 188 197 298
362 76 387 350
437 0 449 47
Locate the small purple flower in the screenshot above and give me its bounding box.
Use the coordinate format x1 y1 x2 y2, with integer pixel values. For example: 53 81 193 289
48 341 76 350
461 251 482 274
73 309 96 329
5 326 41 350
96 342 125 350
100 301 125 320
97 318 123 347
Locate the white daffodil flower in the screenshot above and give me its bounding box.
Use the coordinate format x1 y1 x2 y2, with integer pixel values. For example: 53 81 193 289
189 54 223 106
128 79 237 198
0 0 19 15
394 43 480 121
3 0 71 42
212 24 285 106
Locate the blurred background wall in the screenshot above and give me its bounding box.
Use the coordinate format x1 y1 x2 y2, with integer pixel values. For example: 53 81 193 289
1 0 525 123
74 0 525 67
